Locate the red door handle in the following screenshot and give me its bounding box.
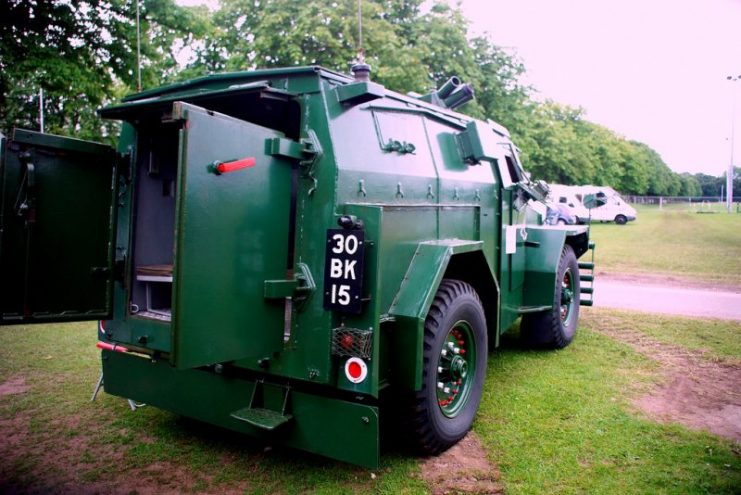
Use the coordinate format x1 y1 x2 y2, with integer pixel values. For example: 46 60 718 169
213 157 256 174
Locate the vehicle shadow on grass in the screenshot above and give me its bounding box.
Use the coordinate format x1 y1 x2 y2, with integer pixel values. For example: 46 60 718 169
110 382 501 493
103 397 430 493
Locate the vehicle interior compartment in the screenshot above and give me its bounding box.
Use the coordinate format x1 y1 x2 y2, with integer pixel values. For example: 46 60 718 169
125 91 302 322
129 122 179 321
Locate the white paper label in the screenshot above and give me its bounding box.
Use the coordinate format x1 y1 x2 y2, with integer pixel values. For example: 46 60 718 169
505 225 517 254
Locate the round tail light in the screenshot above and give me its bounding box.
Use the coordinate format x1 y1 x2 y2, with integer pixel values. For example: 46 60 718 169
344 357 368 384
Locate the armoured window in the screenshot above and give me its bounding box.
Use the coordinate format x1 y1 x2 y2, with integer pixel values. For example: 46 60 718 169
504 154 523 183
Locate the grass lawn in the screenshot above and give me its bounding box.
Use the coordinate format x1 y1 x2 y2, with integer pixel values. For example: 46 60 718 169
480 309 740 495
588 204 741 285
1 312 738 494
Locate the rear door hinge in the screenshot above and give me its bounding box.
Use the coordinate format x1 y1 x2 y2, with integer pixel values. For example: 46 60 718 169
265 129 322 171
264 263 315 303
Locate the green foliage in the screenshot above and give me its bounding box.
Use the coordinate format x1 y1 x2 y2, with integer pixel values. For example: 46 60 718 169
678 173 702 197
1 0 723 194
0 0 208 142
693 167 740 197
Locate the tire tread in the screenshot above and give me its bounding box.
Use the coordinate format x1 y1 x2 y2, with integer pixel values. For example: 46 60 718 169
409 279 485 455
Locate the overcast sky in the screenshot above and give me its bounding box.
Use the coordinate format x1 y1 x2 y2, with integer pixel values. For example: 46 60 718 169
178 0 741 176
455 0 741 176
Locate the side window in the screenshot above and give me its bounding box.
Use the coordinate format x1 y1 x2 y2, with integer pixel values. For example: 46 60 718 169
504 154 522 183
559 197 567 204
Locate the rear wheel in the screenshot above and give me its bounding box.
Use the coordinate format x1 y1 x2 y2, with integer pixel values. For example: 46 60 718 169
614 214 628 225
521 245 580 349
409 279 487 455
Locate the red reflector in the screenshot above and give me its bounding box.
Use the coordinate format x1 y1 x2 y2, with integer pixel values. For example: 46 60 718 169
340 334 354 349
215 157 256 174
348 361 362 378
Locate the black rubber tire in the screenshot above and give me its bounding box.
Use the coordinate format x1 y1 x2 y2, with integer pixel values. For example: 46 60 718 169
409 279 487 455
521 245 580 349
614 214 628 225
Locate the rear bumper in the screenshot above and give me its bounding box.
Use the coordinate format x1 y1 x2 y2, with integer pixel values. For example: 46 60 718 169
102 350 379 468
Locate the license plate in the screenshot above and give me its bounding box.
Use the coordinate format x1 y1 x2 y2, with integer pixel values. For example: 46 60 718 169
323 229 365 314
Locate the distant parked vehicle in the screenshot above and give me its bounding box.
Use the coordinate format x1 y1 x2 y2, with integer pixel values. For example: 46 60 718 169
547 185 591 224
576 186 637 225
545 202 577 225
547 184 637 225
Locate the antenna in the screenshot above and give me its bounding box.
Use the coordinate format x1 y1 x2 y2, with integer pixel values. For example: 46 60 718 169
136 0 142 91
357 0 363 57
351 0 371 81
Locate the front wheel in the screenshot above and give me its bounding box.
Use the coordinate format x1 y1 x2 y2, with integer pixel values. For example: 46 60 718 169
408 279 487 455
614 214 628 225
521 245 580 349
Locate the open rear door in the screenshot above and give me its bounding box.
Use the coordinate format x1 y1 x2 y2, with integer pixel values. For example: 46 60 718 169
0 130 117 324
170 103 295 369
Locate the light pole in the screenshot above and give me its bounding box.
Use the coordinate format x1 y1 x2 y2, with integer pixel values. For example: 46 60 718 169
727 75 741 213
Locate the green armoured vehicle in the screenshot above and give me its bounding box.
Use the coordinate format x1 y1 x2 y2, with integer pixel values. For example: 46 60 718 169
0 65 595 468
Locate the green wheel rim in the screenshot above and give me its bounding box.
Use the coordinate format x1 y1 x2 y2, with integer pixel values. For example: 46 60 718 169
436 320 476 418
560 268 575 324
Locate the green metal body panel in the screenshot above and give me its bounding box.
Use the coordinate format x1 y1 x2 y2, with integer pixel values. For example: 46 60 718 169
522 226 569 310
0 65 594 467
102 350 379 468
170 102 294 369
0 130 116 323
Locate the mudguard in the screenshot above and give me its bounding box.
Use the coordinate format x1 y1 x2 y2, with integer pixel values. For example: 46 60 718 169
388 239 488 390
522 226 588 309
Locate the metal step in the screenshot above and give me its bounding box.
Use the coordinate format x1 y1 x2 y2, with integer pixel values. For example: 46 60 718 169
230 407 293 431
580 274 594 282
578 262 594 270
580 287 594 294
580 299 594 307
588 241 596 250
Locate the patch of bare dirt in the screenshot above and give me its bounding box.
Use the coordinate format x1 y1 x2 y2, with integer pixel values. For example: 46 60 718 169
598 272 741 293
419 432 503 495
0 376 29 396
0 401 250 494
597 326 741 441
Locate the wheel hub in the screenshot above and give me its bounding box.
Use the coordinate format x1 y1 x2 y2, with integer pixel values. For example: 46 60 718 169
560 269 574 322
436 322 476 417
561 287 573 305
450 355 468 380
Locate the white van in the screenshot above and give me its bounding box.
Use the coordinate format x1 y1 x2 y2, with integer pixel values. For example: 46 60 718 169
547 185 591 224
575 186 637 225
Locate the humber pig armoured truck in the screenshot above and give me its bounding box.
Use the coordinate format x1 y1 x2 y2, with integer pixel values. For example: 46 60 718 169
0 65 595 468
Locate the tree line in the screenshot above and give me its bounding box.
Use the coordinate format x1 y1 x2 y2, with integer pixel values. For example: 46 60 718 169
1 0 725 196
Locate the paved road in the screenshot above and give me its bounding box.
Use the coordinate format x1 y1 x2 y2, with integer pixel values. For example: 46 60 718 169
594 280 741 321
